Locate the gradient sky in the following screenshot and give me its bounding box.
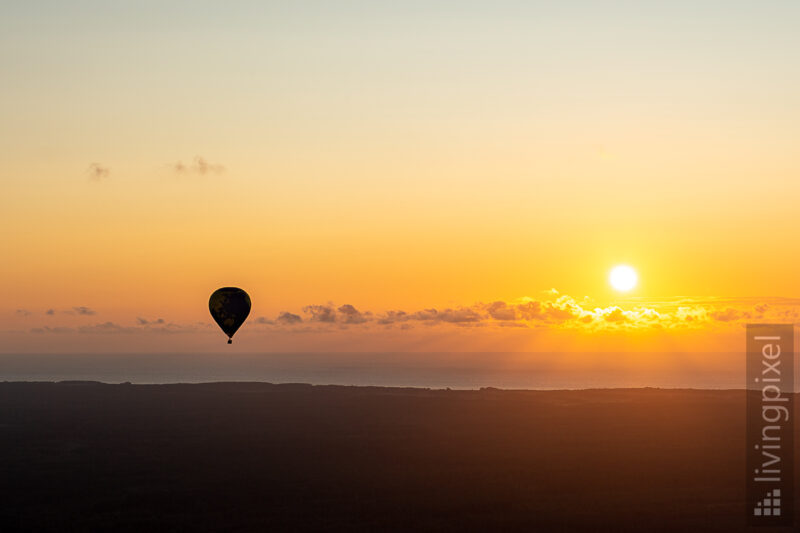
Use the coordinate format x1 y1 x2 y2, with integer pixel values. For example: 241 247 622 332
2 1 799 354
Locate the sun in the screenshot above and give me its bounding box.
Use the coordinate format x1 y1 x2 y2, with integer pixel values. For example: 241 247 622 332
609 265 638 292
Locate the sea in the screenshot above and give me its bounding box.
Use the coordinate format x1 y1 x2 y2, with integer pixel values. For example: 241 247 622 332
0 352 762 389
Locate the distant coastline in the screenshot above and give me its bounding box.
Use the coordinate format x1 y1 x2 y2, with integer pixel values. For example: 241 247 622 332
0 351 748 390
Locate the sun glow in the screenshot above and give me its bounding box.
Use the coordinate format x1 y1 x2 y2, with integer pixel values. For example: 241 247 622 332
609 265 638 292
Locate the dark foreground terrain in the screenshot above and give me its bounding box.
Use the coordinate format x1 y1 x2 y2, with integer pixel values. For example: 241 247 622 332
0 383 797 531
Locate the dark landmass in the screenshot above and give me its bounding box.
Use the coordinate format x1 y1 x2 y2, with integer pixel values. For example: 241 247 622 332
0 382 796 532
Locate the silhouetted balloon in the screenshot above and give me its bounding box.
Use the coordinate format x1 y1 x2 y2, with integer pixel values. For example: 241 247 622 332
209 287 251 344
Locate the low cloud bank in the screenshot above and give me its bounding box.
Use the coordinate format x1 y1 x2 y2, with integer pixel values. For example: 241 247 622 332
26 293 798 336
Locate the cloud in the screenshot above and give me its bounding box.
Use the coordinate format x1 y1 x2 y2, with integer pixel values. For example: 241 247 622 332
377 310 409 325
252 304 373 327
276 312 302 325
486 301 516 321
87 163 110 181
675 306 707 323
709 308 741 322
303 305 338 323
173 156 224 176
23 293 800 340
45 309 55 316
31 319 202 335
78 322 135 334
376 307 485 325
510 297 585 323
515 300 544 320
136 317 165 325
263 293 799 334
15 309 31 316
30 326 74 334
426 308 483 324
602 307 627 323
337 304 371 324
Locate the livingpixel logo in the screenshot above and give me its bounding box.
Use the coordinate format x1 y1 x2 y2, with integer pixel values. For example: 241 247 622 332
753 489 781 517
746 324 795 527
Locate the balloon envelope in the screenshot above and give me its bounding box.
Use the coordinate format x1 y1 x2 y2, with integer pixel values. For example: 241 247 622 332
209 287 251 343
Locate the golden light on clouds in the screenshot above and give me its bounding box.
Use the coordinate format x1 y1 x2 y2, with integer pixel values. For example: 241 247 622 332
6 288 798 355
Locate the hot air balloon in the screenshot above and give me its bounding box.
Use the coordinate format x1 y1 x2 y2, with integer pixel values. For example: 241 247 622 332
209 287 251 344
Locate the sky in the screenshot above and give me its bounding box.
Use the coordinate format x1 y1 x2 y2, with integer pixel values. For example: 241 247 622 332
2 2 799 357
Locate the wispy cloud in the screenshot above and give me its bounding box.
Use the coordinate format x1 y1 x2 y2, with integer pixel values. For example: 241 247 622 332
78 322 135 334
30 326 74 334
173 156 224 176
86 163 110 181
136 317 165 325
30 319 204 335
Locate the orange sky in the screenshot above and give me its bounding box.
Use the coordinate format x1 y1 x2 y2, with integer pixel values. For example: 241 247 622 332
2 2 799 355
